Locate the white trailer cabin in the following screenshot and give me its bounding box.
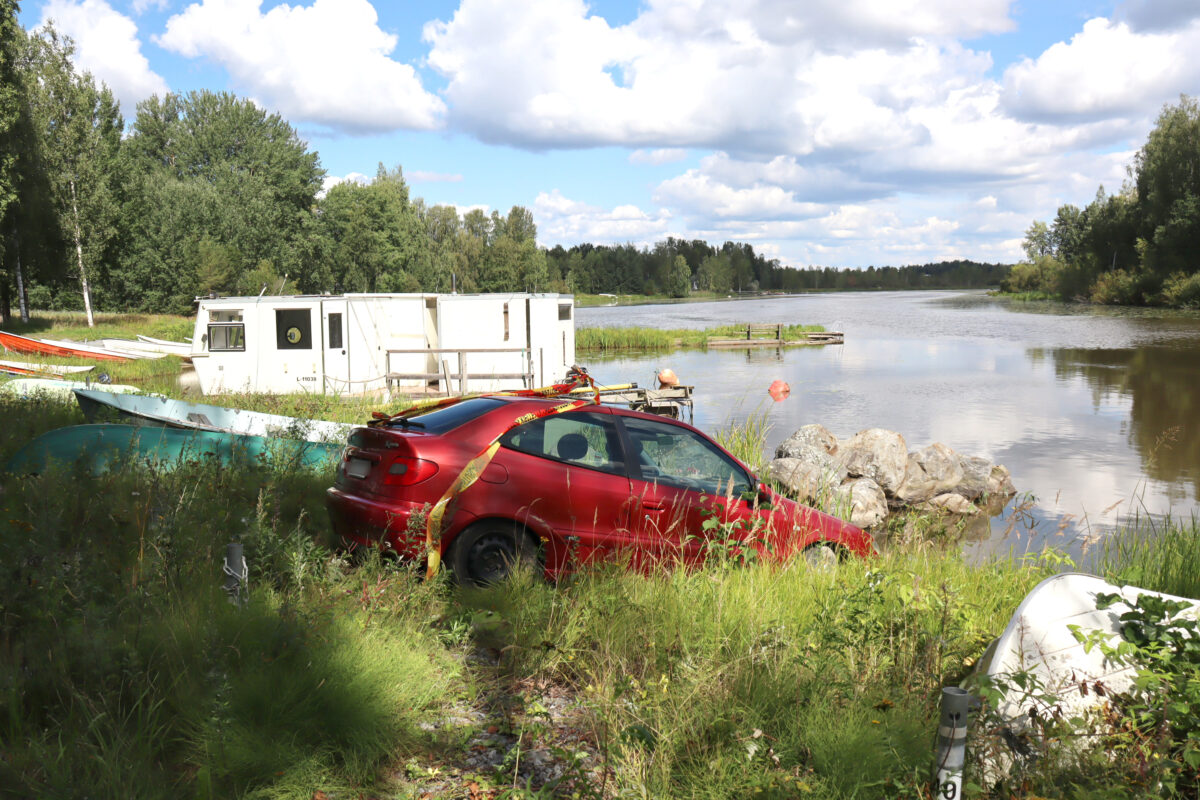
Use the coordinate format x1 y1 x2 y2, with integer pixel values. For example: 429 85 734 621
190 293 575 396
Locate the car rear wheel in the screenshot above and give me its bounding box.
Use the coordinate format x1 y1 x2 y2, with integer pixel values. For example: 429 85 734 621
449 521 538 585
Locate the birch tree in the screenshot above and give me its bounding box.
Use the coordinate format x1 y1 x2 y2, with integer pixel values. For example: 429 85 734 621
24 26 121 326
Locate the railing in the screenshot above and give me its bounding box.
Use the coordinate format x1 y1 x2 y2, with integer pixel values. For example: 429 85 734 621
384 347 533 395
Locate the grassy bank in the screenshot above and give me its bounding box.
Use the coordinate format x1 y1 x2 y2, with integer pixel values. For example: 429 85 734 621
3 395 1198 797
578 323 825 352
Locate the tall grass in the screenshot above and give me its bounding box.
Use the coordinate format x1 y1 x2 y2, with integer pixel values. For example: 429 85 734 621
1100 513 1200 598
0 413 462 798
460 550 1057 797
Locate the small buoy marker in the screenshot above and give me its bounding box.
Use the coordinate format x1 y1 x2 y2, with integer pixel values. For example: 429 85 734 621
657 368 679 389
768 379 790 401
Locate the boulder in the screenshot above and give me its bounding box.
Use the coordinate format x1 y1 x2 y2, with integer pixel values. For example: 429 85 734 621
955 455 992 500
775 424 839 459
767 457 842 502
918 493 980 516
832 477 888 529
841 428 908 494
987 464 1016 497
894 443 965 504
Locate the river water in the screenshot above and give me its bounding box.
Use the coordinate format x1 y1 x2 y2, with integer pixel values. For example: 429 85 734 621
577 291 1200 560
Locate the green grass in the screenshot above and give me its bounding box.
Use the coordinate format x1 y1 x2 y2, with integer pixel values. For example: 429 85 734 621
578 323 826 351
3 320 1199 797
2 309 195 342
1100 513 1200 599
459 551 1056 798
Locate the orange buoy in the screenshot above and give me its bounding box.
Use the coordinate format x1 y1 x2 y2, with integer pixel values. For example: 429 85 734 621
768 379 790 401
657 368 679 388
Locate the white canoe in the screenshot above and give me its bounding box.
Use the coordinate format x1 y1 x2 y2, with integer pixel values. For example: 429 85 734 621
136 335 193 357
94 339 169 359
0 358 94 375
976 573 1199 777
1 378 142 400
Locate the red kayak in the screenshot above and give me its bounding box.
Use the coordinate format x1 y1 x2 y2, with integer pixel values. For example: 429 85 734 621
0 330 132 362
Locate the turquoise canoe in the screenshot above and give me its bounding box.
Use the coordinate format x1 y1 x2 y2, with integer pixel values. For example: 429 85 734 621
5 424 343 475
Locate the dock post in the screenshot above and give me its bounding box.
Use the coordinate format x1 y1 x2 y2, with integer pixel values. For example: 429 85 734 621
933 687 970 799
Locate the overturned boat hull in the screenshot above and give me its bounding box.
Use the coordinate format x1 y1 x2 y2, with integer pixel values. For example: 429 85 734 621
2 378 141 399
5 423 341 475
0 359 94 377
73 389 356 443
0 330 133 362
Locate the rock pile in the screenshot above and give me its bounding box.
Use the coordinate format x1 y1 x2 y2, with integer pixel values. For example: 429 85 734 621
766 424 1016 529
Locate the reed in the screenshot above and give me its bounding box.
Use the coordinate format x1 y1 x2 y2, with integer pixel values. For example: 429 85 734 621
577 323 825 352
1100 512 1200 599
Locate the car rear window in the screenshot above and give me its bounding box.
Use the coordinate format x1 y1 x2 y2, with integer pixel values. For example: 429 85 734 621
390 397 505 434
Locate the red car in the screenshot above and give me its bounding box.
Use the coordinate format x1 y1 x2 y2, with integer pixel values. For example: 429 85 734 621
327 396 873 583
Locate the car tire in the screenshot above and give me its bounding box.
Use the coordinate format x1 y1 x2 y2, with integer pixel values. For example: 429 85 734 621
802 542 840 569
448 521 538 586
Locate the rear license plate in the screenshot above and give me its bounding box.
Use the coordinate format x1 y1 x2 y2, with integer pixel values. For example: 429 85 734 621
347 457 373 479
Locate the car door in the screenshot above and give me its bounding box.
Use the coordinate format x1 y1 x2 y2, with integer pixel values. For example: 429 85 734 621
619 415 756 569
496 408 633 571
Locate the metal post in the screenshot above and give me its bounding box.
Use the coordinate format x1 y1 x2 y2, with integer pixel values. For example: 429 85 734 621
934 687 970 799
223 542 248 607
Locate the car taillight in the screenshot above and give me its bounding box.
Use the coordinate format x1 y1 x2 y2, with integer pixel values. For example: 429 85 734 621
383 456 438 486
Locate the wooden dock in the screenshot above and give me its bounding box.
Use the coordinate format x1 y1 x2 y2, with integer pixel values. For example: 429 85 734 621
707 323 843 348
565 383 694 422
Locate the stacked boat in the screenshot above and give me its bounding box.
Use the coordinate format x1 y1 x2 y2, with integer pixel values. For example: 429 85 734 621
6 389 352 474
0 330 192 362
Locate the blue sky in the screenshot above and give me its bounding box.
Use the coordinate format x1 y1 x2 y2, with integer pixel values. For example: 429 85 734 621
19 0 1200 267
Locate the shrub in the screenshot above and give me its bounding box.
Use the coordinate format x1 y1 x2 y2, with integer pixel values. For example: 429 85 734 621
1090 269 1161 305
1161 271 1200 309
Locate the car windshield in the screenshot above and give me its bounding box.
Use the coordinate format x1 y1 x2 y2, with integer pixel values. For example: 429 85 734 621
393 397 505 434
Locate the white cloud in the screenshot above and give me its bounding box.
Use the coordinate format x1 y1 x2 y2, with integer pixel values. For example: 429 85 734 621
158 0 445 133
39 0 168 114
1001 18 1200 122
407 170 463 183
318 171 369 198
629 148 688 165
423 0 1015 156
130 0 168 13
654 169 826 220
533 190 671 245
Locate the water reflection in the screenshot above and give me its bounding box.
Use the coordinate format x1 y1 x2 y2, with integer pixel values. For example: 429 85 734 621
1040 345 1200 497
580 291 1200 557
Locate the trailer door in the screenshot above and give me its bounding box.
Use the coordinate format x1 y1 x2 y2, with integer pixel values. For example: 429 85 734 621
322 299 350 395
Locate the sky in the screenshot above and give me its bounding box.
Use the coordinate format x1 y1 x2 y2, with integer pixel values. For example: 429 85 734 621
17 0 1200 268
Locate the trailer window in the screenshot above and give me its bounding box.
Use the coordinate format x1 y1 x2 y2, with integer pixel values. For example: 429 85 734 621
208 323 245 351
328 313 343 349
558 303 572 321
275 309 312 350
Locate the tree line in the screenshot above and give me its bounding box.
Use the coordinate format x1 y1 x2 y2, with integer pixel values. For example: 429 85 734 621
1 11 1009 326
1002 96 1200 308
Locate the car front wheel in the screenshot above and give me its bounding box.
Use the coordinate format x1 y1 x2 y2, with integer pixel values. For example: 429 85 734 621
449 521 538 585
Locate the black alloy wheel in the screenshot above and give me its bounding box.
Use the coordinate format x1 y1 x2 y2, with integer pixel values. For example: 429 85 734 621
451 522 537 585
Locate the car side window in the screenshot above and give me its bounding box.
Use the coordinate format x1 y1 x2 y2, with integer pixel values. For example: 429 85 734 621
501 412 626 476
622 416 753 497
